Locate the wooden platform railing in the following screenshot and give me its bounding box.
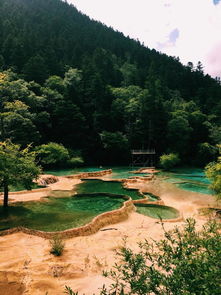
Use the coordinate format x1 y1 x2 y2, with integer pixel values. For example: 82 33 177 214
131 149 156 154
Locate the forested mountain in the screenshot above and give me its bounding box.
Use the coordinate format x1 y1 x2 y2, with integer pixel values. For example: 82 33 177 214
0 0 220 166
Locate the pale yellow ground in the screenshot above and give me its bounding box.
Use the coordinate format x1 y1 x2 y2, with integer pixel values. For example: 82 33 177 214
0 175 220 295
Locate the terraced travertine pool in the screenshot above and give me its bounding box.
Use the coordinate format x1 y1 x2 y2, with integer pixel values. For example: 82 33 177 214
1 167 148 232
0 167 213 232
46 167 213 195
0 194 126 231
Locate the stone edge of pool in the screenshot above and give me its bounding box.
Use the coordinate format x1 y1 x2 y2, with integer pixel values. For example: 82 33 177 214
0 169 183 239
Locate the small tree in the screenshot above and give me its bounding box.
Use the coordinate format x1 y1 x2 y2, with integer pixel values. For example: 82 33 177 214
159 153 180 170
0 140 41 208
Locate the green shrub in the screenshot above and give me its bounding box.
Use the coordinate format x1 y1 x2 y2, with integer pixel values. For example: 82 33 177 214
159 153 180 170
205 145 221 199
50 235 65 256
36 142 84 168
36 142 69 167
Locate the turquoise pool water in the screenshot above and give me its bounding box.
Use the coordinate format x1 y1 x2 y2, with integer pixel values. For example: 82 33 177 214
104 167 149 179
0 194 125 232
76 179 145 200
135 204 179 219
176 182 213 195
159 168 213 195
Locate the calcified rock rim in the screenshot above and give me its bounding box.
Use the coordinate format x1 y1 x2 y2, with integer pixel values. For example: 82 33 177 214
0 169 183 238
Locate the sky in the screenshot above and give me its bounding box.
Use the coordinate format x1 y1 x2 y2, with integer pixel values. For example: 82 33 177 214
68 0 221 78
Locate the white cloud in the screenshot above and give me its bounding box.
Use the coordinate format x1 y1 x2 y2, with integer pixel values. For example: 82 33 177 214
68 0 221 77
206 41 221 77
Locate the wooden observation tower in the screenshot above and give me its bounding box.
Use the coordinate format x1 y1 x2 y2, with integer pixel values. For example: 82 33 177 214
131 149 156 167
131 120 156 167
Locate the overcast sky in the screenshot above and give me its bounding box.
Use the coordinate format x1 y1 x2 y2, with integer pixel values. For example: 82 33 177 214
68 0 221 78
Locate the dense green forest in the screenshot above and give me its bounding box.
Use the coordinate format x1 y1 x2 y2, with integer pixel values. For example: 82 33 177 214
0 0 220 166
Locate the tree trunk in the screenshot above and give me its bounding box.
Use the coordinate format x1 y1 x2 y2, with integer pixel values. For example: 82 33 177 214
3 181 9 208
0 116 5 141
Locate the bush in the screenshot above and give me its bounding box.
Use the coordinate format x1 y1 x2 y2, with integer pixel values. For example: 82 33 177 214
100 219 221 295
159 153 180 170
205 145 221 199
36 142 69 167
36 142 84 168
50 235 65 256
197 142 217 166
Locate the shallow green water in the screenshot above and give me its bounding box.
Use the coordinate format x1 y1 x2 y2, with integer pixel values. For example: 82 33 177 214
0 194 125 232
76 179 144 200
159 168 213 195
136 204 179 219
